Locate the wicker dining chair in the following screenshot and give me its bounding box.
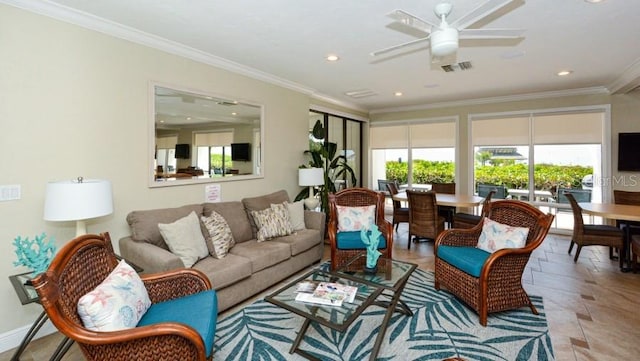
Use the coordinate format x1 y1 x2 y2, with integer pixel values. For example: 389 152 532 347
613 190 640 231
328 187 394 271
406 190 445 249
386 182 409 231
434 200 554 326
452 190 495 229
431 182 456 227
565 192 624 267
31 233 217 361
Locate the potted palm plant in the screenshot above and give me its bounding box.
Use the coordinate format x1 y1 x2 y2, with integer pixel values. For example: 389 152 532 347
295 120 357 214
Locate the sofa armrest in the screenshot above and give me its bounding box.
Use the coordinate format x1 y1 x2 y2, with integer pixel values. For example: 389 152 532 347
304 210 326 241
119 236 183 274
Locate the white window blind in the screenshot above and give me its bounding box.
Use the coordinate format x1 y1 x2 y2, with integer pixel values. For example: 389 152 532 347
156 135 177 149
472 116 529 146
194 132 233 146
533 112 603 144
370 125 408 149
410 122 455 147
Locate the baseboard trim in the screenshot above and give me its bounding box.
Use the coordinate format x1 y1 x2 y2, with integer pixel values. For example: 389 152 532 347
0 319 58 354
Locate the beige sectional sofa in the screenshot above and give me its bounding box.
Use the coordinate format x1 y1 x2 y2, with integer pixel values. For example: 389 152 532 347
119 190 325 312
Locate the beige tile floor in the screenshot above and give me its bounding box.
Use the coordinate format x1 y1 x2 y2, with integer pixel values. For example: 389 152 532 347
2 222 640 361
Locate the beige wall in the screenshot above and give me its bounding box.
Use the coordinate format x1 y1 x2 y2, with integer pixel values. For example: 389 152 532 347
0 5 312 336
370 92 640 194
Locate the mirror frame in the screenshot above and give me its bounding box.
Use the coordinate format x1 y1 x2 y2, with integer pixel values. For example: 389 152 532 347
149 82 265 188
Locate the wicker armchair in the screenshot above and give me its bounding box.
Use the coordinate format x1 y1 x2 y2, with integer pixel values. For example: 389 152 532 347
328 188 393 271
32 233 216 361
565 192 624 267
386 182 409 231
406 190 445 249
434 200 554 326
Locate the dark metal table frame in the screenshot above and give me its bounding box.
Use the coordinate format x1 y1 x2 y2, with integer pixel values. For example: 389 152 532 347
264 255 417 361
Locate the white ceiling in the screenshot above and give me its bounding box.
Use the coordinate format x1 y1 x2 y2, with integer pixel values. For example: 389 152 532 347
10 0 640 113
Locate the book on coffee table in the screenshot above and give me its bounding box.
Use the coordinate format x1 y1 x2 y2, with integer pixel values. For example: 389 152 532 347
294 282 357 306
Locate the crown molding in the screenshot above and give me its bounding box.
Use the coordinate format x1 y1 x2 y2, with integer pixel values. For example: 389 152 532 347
310 93 368 114
369 86 611 115
1 0 319 96
608 57 640 94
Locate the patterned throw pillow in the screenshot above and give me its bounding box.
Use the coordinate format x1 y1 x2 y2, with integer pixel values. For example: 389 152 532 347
158 211 209 268
201 211 235 259
336 205 376 232
476 217 529 253
251 204 293 242
77 260 151 331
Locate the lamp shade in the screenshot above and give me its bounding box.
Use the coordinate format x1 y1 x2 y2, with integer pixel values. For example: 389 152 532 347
298 168 324 186
44 178 113 221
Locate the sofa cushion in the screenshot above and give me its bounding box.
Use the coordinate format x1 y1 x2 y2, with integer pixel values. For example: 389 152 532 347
270 228 321 256
77 260 151 332
192 254 252 290
137 290 217 358
336 231 387 250
203 201 253 243
437 245 491 278
251 204 293 242
127 204 204 250
200 211 234 259
242 190 290 238
228 239 291 273
158 211 209 268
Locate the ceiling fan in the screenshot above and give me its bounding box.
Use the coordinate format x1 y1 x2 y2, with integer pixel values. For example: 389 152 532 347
371 0 525 63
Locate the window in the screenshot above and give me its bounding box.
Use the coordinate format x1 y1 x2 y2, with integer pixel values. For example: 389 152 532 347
471 108 607 231
370 118 456 189
156 135 178 173
194 131 233 176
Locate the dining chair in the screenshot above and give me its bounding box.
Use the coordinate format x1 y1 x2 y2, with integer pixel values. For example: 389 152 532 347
613 190 640 231
564 192 624 267
406 190 445 249
434 200 554 326
631 235 640 271
431 182 456 227
327 188 394 270
452 190 495 229
386 182 409 231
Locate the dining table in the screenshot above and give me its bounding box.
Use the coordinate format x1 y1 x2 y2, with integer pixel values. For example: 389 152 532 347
392 191 485 208
579 202 640 272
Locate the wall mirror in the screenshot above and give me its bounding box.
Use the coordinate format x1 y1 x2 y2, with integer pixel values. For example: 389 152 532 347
150 85 263 187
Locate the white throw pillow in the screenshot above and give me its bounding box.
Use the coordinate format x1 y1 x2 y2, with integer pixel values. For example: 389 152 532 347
477 217 529 253
336 205 376 232
201 211 235 259
252 204 293 242
285 201 306 231
158 211 209 267
77 260 151 331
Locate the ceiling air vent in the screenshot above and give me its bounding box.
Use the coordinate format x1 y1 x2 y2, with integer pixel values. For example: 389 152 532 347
441 61 473 72
344 89 378 99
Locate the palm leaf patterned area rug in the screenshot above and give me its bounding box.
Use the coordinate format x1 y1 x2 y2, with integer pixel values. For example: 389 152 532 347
214 267 554 361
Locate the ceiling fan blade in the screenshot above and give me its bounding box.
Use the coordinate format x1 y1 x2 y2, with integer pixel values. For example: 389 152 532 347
459 28 525 39
370 35 431 57
387 9 438 33
450 0 516 30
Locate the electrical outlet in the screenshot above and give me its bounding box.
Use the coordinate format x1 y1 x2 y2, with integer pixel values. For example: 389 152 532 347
0 184 21 201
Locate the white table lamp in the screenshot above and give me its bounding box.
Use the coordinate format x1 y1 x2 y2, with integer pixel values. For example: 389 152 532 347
44 177 114 237
298 168 324 210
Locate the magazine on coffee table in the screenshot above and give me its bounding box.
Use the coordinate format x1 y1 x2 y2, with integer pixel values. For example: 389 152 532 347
294 282 357 306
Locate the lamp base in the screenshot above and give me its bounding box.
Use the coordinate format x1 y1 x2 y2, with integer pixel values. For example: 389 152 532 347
304 197 319 210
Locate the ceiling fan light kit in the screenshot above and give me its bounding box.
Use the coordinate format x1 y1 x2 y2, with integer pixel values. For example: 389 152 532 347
431 27 458 57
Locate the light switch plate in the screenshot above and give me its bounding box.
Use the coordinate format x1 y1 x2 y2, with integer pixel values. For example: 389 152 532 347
0 184 21 201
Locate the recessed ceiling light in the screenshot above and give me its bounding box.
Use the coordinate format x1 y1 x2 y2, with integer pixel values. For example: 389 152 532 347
186 117 192 120
394 92 403 97
557 70 573 76
231 112 237 116
424 83 440 88
585 0 604 3
326 54 339 62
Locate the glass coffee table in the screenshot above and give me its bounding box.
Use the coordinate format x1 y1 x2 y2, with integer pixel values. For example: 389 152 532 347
264 255 417 361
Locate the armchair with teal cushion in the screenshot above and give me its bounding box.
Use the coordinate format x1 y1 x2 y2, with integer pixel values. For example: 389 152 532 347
328 188 393 271
434 200 554 326
32 233 218 361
